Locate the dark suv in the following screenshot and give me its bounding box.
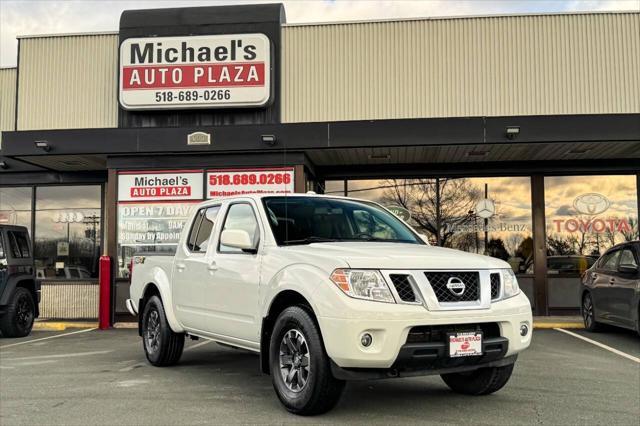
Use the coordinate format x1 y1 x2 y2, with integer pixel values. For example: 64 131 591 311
581 241 640 335
0 225 39 337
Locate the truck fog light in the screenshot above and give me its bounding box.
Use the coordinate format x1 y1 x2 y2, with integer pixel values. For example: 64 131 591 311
520 324 529 337
361 333 373 347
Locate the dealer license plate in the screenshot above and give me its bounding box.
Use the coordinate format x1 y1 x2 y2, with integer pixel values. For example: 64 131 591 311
448 332 483 357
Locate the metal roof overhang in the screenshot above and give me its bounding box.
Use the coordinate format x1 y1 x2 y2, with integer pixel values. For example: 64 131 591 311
1 114 638 179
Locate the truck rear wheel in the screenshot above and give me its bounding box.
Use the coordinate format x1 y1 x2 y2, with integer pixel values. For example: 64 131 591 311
269 306 345 415
141 295 184 366
441 363 515 395
0 287 35 338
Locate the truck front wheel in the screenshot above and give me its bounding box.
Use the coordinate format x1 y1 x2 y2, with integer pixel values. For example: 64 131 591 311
141 295 184 366
441 363 515 395
269 306 345 415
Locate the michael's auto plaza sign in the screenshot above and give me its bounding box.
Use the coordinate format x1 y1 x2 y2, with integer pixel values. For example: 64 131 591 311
119 34 271 110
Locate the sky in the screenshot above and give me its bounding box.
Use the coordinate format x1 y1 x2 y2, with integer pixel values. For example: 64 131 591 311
1 0 639 67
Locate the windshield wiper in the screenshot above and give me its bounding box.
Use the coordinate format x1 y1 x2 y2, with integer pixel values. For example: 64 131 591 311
281 236 339 245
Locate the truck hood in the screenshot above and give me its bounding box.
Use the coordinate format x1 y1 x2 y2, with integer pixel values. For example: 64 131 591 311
281 242 509 270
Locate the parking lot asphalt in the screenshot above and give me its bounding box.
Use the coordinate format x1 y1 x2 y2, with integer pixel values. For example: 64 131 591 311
1 327 639 425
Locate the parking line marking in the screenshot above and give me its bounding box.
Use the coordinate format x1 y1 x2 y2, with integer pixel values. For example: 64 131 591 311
554 328 640 364
3 350 113 361
0 328 97 349
185 339 214 351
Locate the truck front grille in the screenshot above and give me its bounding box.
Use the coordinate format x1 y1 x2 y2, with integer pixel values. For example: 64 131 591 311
490 273 501 300
389 274 417 302
424 271 480 303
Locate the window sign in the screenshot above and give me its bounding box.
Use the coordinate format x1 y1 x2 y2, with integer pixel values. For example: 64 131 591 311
118 171 204 202
116 170 204 278
207 168 294 198
545 176 638 262
117 202 198 277
119 34 271 110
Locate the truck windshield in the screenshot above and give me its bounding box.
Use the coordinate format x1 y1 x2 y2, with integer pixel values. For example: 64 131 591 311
262 197 423 246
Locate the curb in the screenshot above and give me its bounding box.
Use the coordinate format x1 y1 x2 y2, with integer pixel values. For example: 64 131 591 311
533 322 584 329
33 322 98 331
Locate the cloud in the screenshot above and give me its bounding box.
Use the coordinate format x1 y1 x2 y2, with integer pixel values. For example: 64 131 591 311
555 205 576 216
1 0 638 67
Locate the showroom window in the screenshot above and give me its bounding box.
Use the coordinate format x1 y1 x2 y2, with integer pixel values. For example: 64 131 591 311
34 186 102 280
0 187 33 233
544 175 638 309
345 177 533 273
322 180 346 196
544 175 638 269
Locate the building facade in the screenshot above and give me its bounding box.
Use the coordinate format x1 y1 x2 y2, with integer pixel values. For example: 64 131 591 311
0 4 638 320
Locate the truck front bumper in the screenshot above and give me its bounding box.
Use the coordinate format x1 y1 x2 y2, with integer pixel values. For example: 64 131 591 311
318 292 532 370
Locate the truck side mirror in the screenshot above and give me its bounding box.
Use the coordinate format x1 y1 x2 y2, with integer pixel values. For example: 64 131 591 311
220 229 256 251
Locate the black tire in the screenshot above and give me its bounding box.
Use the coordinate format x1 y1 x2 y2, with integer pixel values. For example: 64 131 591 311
441 363 515 396
269 306 345 415
582 292 602 332
141 295 184 366
0 287 35 338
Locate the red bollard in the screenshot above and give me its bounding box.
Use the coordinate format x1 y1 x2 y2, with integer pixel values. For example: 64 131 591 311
98 255 112 330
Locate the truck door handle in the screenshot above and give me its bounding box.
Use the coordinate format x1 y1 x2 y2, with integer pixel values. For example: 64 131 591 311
175 263 186 271
609 278 615 285
207 261 219 272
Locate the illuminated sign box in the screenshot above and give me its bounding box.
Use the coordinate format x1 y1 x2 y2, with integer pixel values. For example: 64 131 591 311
119 33 271 110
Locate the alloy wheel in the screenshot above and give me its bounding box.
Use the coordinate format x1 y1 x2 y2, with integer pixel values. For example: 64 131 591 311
145 309 161 353
583 295 594 328
279 329 311 392
16 294 33 329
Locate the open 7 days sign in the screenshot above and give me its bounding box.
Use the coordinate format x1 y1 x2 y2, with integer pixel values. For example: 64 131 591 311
119 34 271 110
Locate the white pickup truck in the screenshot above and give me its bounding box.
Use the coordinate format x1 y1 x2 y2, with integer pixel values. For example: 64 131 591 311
127 194 532 415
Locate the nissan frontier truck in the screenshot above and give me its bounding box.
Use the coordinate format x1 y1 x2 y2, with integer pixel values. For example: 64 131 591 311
127 194 532 415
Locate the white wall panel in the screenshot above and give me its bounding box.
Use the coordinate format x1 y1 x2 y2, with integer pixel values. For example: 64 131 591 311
17 34 118 130
282 13 640 122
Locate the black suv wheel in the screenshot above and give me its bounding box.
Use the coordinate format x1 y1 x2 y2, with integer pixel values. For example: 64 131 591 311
441 363 515 395
269 306 345 415
0 287 35 338
141 295 184 366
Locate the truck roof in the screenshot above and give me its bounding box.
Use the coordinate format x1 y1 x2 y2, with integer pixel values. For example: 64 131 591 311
206 192 356 204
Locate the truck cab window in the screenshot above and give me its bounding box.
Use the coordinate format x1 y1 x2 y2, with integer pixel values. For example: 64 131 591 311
187 206 220 253
219 203 259 253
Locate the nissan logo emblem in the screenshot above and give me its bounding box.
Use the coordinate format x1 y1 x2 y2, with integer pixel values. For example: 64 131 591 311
573 193 610 216
446 277 466 296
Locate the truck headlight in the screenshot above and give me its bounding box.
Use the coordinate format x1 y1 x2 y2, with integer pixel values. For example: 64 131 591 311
500 269 520 299
330 269 395 303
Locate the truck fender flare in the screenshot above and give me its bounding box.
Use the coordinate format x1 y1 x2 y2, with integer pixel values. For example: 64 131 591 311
140 266 184 334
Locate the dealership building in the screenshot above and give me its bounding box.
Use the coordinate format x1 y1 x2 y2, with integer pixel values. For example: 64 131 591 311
0 4 638 321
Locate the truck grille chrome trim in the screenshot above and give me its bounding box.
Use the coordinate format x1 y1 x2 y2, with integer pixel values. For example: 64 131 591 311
424 272 480 303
